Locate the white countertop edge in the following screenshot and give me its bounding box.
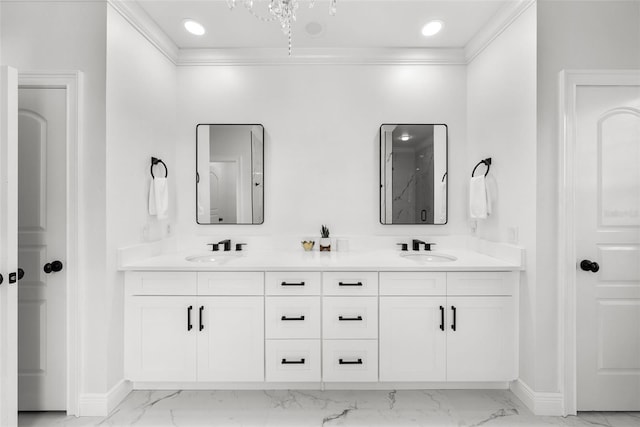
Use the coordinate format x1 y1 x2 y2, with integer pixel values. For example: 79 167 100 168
118 248 524 272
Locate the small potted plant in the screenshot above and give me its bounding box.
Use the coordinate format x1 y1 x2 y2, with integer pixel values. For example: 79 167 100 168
319 225 331 252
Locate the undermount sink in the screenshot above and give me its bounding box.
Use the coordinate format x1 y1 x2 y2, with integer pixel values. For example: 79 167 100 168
400 252 457 262
185 253 241 263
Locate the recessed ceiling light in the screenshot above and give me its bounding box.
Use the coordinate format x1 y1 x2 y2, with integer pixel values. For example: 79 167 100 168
184 19 205 36
305 21 324 37
422 20 444 37
400 134 411 142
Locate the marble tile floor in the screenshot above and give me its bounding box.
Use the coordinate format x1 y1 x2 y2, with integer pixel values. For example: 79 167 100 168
18 390 640 427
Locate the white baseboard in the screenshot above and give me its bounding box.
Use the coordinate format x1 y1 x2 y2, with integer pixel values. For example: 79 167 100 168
78 379 132 417
510 379 564 416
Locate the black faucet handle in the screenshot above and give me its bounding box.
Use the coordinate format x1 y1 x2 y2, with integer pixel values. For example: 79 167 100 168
396 243 408 251
235 243 247 251
423 242 436 251
207 243 219 252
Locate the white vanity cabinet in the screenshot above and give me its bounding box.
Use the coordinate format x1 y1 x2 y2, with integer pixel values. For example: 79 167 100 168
264 272 322 382
379 272 516 382
321 272 379 382
125 271 264 383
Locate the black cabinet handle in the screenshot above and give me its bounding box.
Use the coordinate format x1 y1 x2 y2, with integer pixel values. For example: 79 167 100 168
0 274 3 285
281 358 306 365
338 282 363 287
338 315 363 321
451 306 457 331
281 315 305 321
18 268 24 280
9 272 17 284
43 260 63 274
281 281 305 287
187 305 193 331
580 259 600 273
199 306 204 331
439 306 445 331
339 358 363 365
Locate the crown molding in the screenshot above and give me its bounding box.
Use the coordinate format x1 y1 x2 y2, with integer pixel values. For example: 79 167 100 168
108 0 532 66
464 0 536 63
177 47 467 66
107 0 179 64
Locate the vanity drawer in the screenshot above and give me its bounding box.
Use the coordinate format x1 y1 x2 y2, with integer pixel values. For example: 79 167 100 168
322 340 378 382
447 272 513 296
265 297 321 339
265 272 321 295
197 272 264 295
126 272 197 295
379 272 446 296
265 340 321 382
322 297 378 339
322 272 378 296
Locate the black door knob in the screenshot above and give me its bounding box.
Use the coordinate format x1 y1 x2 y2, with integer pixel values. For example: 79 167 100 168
580 259 600 273
44 260 64 274
18 268 24 280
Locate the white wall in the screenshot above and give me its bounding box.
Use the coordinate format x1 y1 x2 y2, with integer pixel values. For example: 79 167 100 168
176 65 468 239
536 0 640 392
0 1 109 394
467 3 537 389
105 4 177 389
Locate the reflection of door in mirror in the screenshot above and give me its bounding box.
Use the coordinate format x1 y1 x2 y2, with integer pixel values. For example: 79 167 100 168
380 124 447 225
196 124 264 224
209 161 239 223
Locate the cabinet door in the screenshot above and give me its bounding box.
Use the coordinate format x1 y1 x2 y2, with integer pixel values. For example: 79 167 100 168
446 296 516 381
197 296 264 382
125 296 197 382
379 296 446 381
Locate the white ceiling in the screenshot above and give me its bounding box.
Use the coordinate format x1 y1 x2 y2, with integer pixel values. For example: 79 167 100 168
135 0 511 51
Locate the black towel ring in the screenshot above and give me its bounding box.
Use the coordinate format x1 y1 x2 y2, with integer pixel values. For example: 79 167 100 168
151 157 168 179
471 158 491 177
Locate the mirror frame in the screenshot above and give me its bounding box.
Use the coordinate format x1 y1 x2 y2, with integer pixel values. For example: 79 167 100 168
379 123 448 225
195 123 265 225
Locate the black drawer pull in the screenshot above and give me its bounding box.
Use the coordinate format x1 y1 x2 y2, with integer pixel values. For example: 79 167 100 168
281 315 305 321
281 358 306 365
339 358 363 365
338 315 363 321
187 305 193 331
338 281 363 287
451 305 457 331
439 306 445 331
281 281 305 287
199 306 204 331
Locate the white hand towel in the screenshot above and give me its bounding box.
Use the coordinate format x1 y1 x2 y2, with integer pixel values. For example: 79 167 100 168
469 175 490 219
148 178 169 219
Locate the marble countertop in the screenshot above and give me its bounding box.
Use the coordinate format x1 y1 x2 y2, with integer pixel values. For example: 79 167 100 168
119 248 523 272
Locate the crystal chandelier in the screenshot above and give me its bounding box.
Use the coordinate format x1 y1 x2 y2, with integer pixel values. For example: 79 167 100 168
226 0 337 55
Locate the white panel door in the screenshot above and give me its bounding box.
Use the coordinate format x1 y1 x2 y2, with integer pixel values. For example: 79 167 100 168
125 296 197 382
196 296 264 382
446 296 516 382
0 66 19 427
379 296 446 382
17 87 67 410
576 81 640 410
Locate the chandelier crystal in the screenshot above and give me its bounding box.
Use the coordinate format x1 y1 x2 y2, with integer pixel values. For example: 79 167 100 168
227 0 337 55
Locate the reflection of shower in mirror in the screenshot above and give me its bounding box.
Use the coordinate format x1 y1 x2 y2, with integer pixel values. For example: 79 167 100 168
196 124 264 224
380 124 448 225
